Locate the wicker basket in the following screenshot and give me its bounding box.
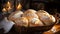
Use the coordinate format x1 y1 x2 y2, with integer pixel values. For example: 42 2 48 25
14 22 56 34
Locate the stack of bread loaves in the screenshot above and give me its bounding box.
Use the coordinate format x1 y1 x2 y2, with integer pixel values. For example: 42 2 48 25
8 9 56 27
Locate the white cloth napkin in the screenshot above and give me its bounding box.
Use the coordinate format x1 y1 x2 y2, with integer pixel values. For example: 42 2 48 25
0 17 15 33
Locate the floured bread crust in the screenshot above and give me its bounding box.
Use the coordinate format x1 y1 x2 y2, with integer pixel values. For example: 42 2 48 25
8 11 23 21
36 10 55 25
15 17 28 27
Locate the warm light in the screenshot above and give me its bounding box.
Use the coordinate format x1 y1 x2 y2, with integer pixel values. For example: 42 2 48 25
7 1 11 7
16 3 22 10
8 1 10 5
6 1 12 11
2 8 7 12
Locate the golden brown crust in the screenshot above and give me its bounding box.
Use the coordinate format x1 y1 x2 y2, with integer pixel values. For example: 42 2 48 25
8 11 23 21
8 9 56 27
36 10 55 25
29 18 44 27
22 9 38 20
14 17 28 27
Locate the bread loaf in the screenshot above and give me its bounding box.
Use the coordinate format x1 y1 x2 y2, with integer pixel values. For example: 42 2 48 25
36 10 55 25
8 11 23 21
29 18 44 27
22 9 38 19
15 17 28 27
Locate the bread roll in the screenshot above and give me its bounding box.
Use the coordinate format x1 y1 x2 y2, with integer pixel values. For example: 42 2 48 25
29 18 44 27
15 17 28 27
23 9 38 19
8 11 23 21
12 11 23 18
36 10 55 25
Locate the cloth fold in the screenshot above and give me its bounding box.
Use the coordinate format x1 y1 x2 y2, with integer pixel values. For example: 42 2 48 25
0 17 15 33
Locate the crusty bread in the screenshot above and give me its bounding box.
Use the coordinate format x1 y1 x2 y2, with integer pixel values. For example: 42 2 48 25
8 11 23 21
8 9 56 27
8 9 56 33
15 17 28 27
22 9 38 19
36 10 55 25
29 18 44 27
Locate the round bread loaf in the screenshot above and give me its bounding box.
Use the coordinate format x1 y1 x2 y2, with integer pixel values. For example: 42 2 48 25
36 10 55 25
29 18 44 27
8 11 23 21
14 17 28 27
22 9 38 19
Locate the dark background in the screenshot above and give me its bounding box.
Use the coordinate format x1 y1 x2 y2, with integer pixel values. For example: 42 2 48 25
0 0 60 13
